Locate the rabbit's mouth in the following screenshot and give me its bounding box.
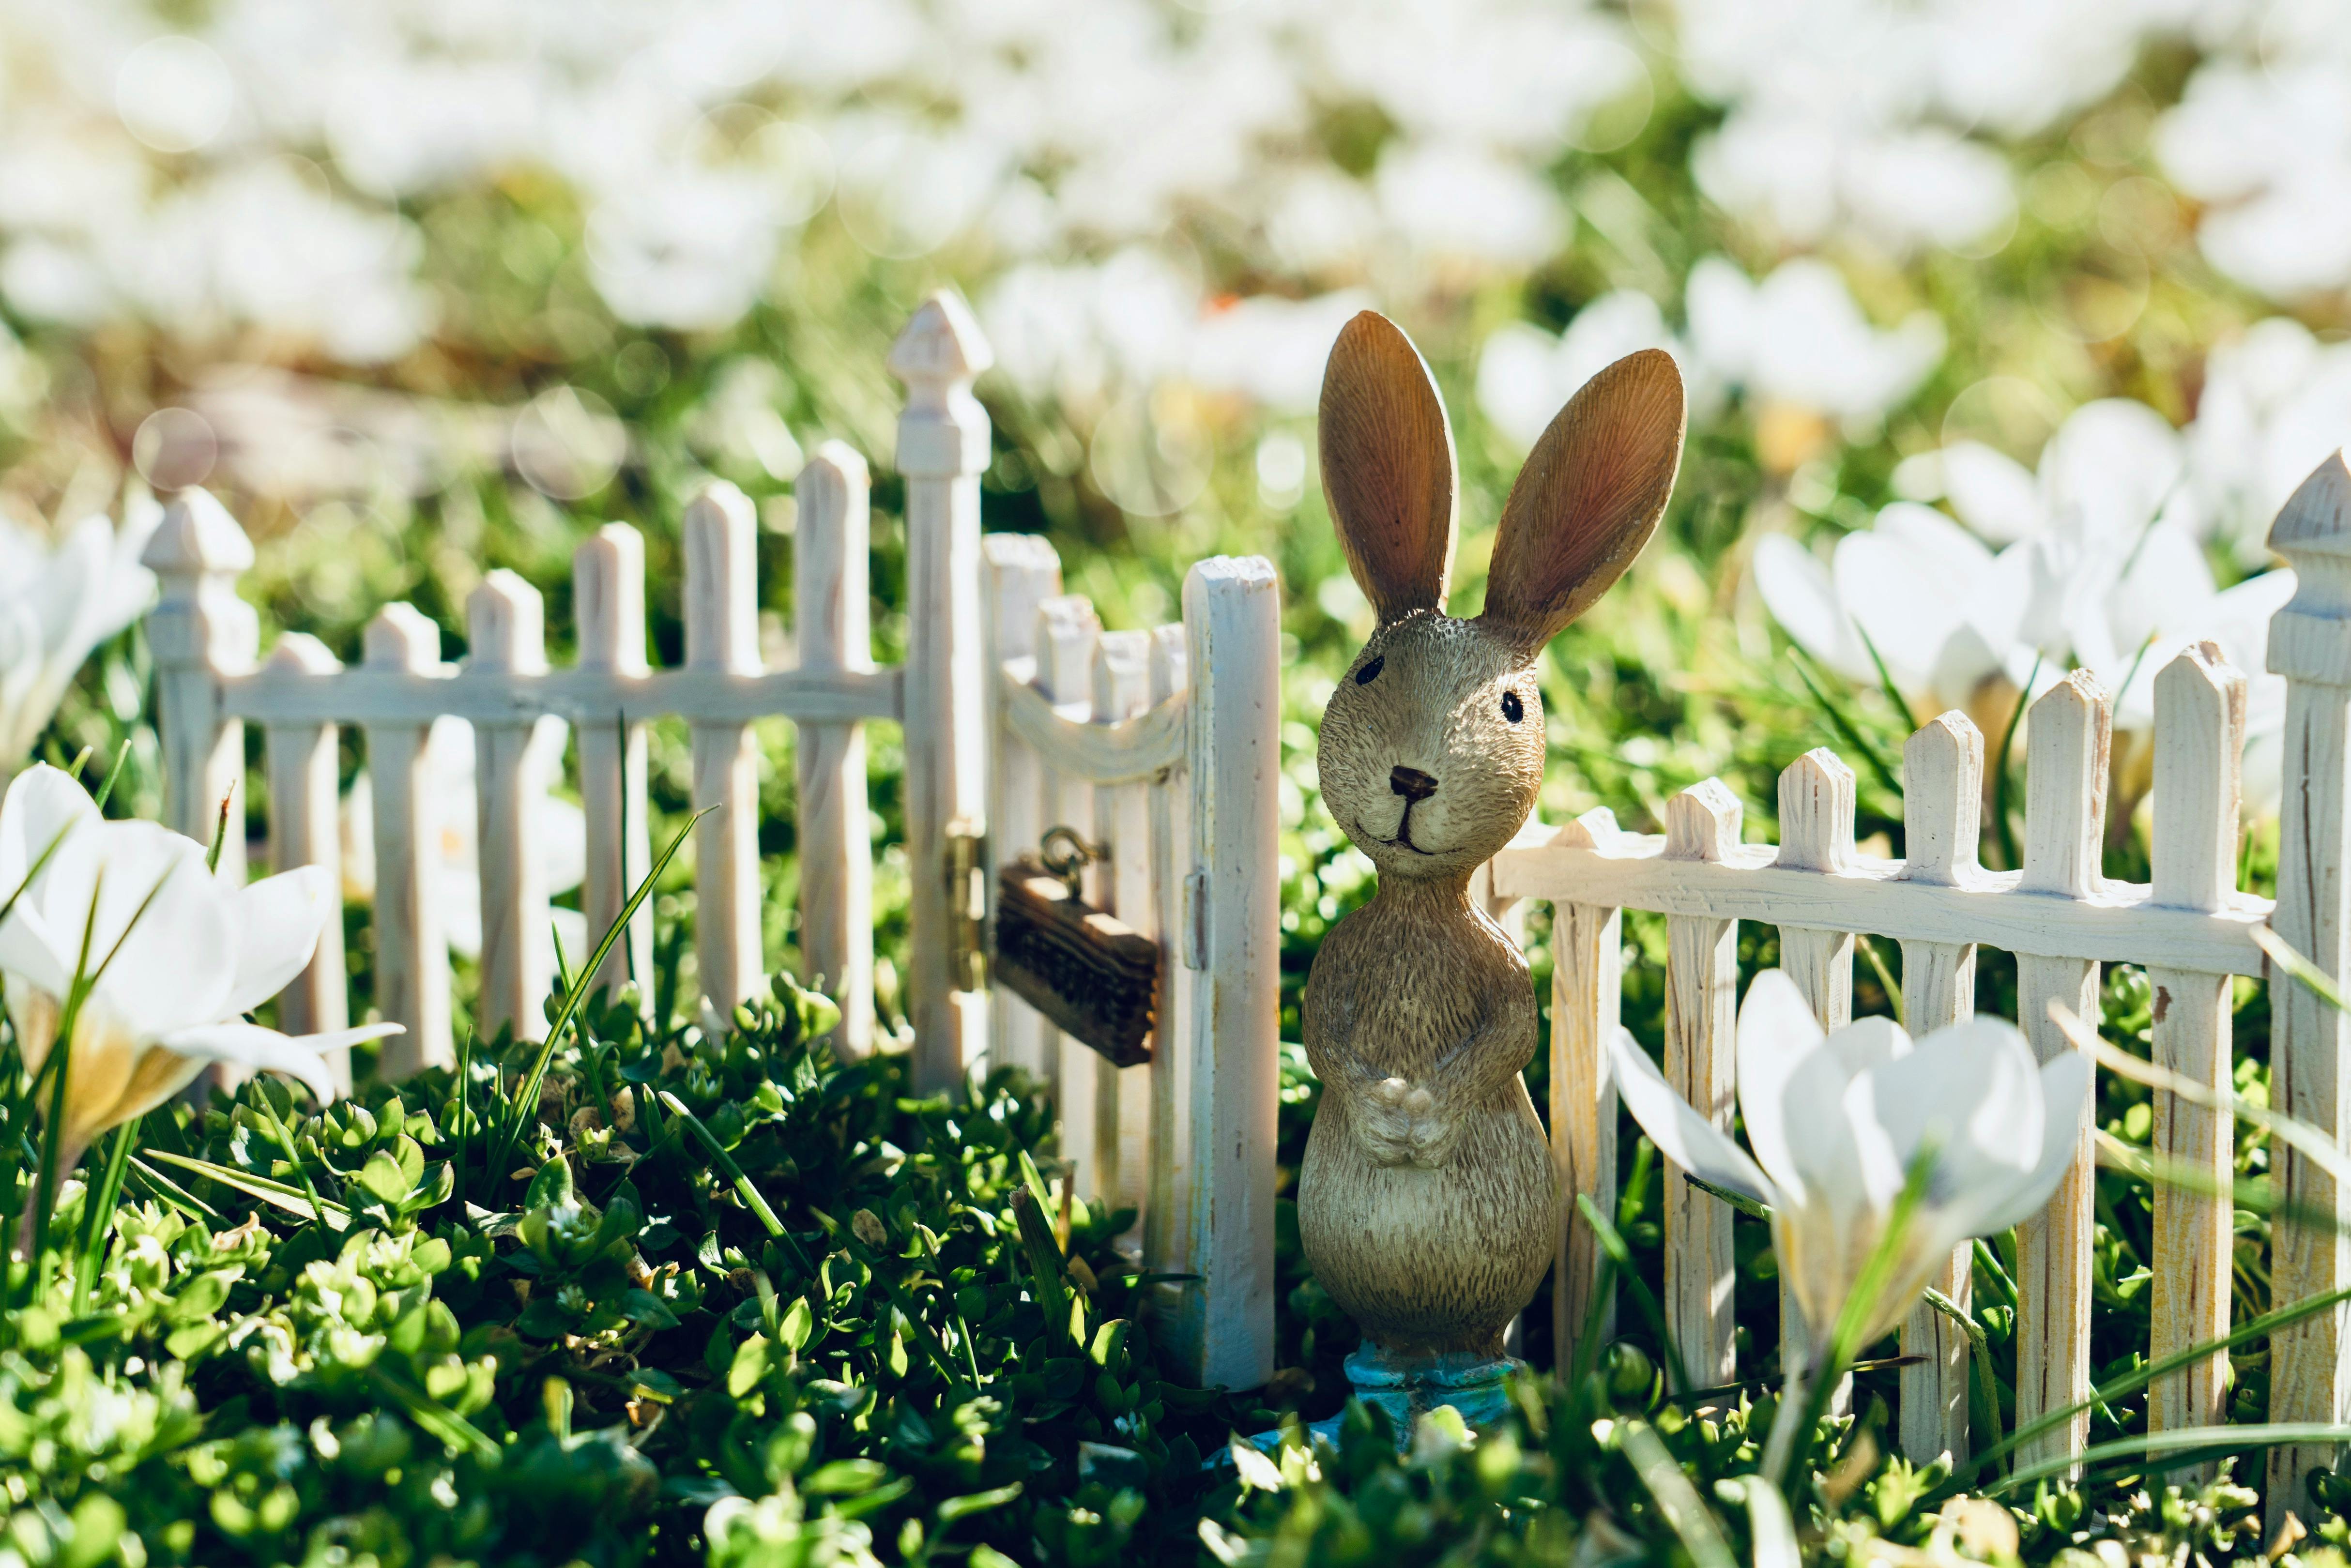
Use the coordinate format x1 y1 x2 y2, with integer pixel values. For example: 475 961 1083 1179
1378 805 1443 856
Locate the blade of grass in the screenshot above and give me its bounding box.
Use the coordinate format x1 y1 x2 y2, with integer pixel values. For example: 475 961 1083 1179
1621 1420 1736 1568
491 807 711 1186
1924 1285 2004 1476
1576 1191 1692 1398
1991 1423 2351 1498
1851 621 1916 728
1788 651 1904 802
73 1115 139 1307
1942 1276 2351 1492
124 1155 220 1220
143 1149 351 1227
1856 934 1903 1029
208 790 234 873
1988 655 2039 872
90 741 131 814
2056 1003 2351 1183
2252 924 2348 1014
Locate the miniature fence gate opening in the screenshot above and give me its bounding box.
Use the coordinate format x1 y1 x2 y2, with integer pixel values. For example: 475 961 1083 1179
141 290 1282 1393
1501 448 2351 1526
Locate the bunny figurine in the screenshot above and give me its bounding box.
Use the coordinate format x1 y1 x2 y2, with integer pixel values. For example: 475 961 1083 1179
1299 312 1685 1407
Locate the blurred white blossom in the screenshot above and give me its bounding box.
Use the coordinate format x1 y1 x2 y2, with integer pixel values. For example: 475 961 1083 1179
0 495 162 770
1477 291 1683 449
2187 318 2351 564
1675 0 2176 254
1686 256 1943 424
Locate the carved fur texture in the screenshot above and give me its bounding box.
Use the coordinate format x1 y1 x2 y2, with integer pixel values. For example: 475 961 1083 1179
1300 312 1684 1357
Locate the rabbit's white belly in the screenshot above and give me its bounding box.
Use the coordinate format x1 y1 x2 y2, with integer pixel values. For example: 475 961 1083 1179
1299 1075 1558 1357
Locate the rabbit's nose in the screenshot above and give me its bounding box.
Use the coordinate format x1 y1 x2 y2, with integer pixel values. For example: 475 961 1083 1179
1389 766 1438 802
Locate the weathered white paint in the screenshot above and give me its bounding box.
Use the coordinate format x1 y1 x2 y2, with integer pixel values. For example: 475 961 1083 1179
1662 778 1742 1391
573 523 653 1004
2265 449 2351 1529
363 603 452 1076
262 633 348 1086
893 289 993 1093
796 444 877 1058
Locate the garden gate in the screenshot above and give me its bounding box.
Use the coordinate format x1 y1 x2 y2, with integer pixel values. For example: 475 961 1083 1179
140 291 1282 1394
1496 448 2351 1521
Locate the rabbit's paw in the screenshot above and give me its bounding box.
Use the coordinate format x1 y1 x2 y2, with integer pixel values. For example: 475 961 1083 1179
1354 1076 1429 1166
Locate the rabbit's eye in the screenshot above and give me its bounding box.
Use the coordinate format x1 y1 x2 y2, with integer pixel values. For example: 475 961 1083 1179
1501 690 1524 723
1354 656 1384 685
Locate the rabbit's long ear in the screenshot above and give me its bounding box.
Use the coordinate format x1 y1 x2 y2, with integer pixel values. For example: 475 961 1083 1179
1319 311 1458 622
1479 348 1684 654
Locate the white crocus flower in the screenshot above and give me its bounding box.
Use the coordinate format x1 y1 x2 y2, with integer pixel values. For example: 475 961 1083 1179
1686 255 1944 427
0 496 164 771
0 766 397 1173
1611 971 2086 1406
1477 291 1687 451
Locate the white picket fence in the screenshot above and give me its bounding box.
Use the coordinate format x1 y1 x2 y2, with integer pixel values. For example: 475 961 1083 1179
1498 448 2351 1513
139 291 1282 1393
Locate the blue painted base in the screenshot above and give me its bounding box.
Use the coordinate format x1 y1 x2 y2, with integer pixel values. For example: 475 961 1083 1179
1250 1345 1523 1454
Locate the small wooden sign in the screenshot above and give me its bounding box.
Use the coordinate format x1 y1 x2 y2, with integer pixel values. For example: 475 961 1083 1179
993 857 1159 1067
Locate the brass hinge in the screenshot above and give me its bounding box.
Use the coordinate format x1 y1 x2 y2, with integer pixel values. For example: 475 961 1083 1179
946 818 988 992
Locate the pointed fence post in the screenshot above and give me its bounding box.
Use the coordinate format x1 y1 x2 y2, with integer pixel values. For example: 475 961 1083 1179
892 290 993 1093
2264 449 2351 1527
796 444 877 1057
262 633 349 1085
1897 711 1985 1464
1164 556 1280 1391
982 533 1064 1081
686 482 765 1024
1663 778 1743 1391
365 604 452 1075
2014 671 2110 1477
143 489 257 882
574 524 654 1003
1094 629 1155 1236
1550 809 1624 1374
1774 748 1855 1408
468 570 555 1044
1035 594 1103 1192
2147 643 2244 1467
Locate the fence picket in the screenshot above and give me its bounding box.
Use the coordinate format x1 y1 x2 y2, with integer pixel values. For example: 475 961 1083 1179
1774 748 1856 1405
1094 631 1155 1238
2015 670 2111 1477
1036 594 1104 1197
1550 809 1625 1373
893 290 993 1092
1144 623 1196 1321
2147 643 2245 1460
1896 711 1985 1463
982 534 1064 1081
364 604 452 1075
142 489 257 883
2261 450 2351 1529
796 444 877 1057
263 633 349 1085
1663 778 1743 1390
685 483 765 1023
468 571 557 1043
574 524 653 1004
1166 556 1280 1392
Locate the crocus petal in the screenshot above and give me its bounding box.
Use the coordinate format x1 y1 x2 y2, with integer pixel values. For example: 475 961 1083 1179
1942 441 2043 543
1609 1028 1777 1208
1753 535 1871 681
223 867 334 1017
154 1021 395 1108
0 899 71 1000
0 762 98 896
1734 969 1827 1190
105 1046 209 1131
1862 1017 2045 1199
1967 1050 2092 1236
46 822 235 1038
